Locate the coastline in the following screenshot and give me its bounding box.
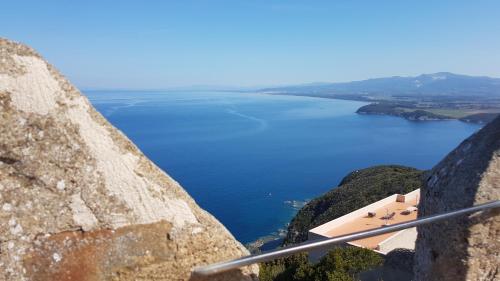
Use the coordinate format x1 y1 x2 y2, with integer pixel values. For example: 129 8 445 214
246 228 287 253
259 92 497 125
246 199 309 253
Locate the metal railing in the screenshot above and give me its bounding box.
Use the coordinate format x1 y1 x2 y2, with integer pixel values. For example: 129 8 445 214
193 200 500 276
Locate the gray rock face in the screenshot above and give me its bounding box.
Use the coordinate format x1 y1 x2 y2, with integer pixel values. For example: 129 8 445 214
0 38 258 281
414 116 500 281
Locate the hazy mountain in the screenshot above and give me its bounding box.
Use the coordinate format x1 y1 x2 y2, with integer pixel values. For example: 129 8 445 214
261 72 500 97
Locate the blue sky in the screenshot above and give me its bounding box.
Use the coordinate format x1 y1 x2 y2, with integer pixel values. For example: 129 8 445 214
2 1 500 89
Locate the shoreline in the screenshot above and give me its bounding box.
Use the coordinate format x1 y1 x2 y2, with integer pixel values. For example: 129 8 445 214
245 199 309 253
259 92 497 125
245 228 287 254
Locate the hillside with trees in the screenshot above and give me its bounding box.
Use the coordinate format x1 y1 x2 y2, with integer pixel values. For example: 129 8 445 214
284 165 424 245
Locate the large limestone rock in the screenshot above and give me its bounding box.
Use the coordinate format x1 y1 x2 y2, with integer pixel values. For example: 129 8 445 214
414 116 500 280
0 38 258 281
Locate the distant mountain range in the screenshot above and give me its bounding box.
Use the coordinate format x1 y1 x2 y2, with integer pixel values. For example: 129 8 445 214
260 72 500 97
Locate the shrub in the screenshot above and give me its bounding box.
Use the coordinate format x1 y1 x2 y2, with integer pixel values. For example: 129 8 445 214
259 247 383 281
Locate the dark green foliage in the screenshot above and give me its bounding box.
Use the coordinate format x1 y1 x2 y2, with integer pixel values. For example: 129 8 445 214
259 247 383 281
383 248 415 273
284 165 423 245
400 109 449 120
357 103 450 120
356 102 403 115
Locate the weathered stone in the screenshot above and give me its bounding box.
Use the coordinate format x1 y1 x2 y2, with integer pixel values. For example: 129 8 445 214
414 116 500 281
0 38 258 281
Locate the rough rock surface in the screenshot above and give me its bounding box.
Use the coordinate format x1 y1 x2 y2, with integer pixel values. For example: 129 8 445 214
414 116 500 281
0 38 258 281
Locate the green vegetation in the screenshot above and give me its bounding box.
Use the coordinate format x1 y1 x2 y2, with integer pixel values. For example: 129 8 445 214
259 165 422 280
357 103 451 121
356 101 499 123
424 108 471 118
260 247 383 281
284 165 423 245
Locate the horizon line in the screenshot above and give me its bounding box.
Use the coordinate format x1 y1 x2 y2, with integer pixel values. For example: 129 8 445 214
80 71 500 92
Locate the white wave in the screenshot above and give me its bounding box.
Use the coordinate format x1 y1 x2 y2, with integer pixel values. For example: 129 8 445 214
226 109 269 132
103 100 142 117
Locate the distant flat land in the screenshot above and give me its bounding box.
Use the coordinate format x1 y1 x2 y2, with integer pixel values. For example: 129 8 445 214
260 93 500 124
260 72 500 124
354 96 500 124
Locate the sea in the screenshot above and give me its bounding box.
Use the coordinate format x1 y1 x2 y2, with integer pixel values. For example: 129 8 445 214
85 90 480 244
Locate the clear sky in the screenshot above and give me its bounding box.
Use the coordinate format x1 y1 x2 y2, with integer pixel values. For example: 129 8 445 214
2 1 500 89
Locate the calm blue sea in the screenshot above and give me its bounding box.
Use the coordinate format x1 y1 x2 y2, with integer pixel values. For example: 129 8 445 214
85 90 480 243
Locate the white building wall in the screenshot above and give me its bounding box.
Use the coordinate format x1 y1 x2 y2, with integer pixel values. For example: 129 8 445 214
307 232 332 262
377 227 417 254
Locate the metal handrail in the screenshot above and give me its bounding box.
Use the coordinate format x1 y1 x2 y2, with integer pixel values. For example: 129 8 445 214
193 200 500 276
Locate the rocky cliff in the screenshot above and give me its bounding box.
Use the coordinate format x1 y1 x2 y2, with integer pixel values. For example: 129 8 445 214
414 116 500 281
0 38 258 281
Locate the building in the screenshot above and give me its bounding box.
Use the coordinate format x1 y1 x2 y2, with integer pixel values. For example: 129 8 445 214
308 189 420 261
